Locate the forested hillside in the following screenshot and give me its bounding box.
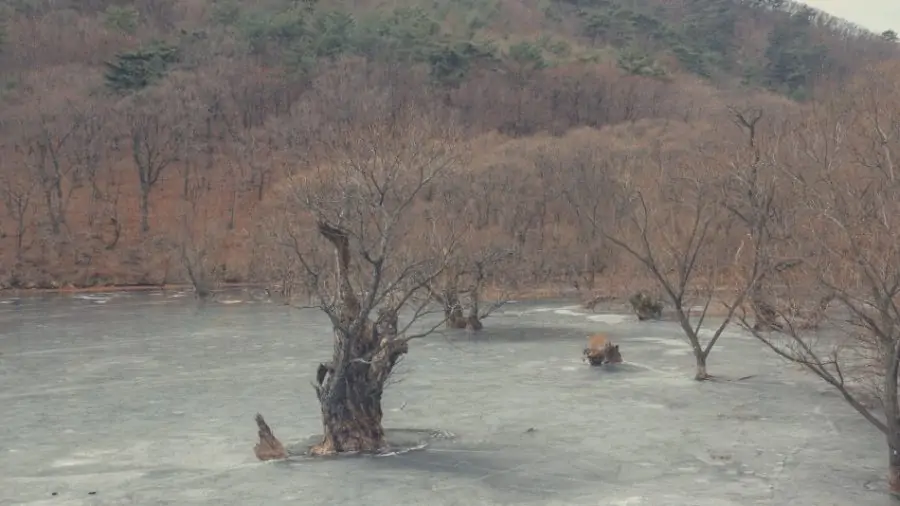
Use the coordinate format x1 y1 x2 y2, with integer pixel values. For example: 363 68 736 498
0 0 897 290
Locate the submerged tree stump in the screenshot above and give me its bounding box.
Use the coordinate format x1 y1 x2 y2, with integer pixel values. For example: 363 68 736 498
583 334 624 366
629 291 663 321
253 413 287 461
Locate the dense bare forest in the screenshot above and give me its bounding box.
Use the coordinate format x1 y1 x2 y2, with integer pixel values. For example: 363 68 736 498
0 0 896 292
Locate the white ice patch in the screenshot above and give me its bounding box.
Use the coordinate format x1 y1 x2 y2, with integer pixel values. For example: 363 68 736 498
553 308 587 317
696 326 746 340
630 336 686 348
609 497 645 506
51 449 118 468
73 294 113 303
586 313 630 325
218 299 243 305
662 348 693 357
51 457 99 468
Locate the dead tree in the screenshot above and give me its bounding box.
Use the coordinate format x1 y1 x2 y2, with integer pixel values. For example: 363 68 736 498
258 106 465 456
253 413 287 461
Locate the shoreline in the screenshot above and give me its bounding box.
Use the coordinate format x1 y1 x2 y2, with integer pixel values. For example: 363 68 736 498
0 282 581 300
0 282 741 318
0 282 269 296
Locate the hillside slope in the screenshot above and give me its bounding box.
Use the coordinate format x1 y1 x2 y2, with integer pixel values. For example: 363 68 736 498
0 0 897 290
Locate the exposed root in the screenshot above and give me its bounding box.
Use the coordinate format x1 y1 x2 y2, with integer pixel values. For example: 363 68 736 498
309 440 337 457
254 413 287 461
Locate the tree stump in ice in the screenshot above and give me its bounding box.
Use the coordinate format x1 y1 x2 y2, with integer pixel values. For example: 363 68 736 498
253 413 287 461
629 291 663 321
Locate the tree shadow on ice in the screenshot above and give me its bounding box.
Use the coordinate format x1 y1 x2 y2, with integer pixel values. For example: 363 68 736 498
367 440 614 501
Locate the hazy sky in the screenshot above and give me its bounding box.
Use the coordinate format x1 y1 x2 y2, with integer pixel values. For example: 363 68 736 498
801 0 900 33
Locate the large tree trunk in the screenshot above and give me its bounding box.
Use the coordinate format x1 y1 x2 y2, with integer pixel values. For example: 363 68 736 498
890 445 900 496
311 222 408 456
312 320 407 456
139 188 151 233
694 352 709 381
312 370 387 455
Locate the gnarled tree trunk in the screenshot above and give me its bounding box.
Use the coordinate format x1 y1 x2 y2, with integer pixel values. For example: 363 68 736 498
313 359 387 455
311 222 408 455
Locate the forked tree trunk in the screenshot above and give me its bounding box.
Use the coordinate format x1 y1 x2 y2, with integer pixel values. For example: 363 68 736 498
694 352 709 381
438 290 484 331
694 354 709 381
677 312 712 381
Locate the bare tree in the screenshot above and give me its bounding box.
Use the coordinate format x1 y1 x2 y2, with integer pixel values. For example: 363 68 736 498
17 107 76 235
559 143 619 303
66 100 109 228
175 200 224 299
0 170 35 260
256 106 466 456
425 174 515 331
577 146 767 380
427 246 514 331
734 66 900 495
98 173 123 251
721 106 804 331
119 87 191 233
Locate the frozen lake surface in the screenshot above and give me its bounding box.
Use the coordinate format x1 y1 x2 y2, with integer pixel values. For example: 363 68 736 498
0 290 894 505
